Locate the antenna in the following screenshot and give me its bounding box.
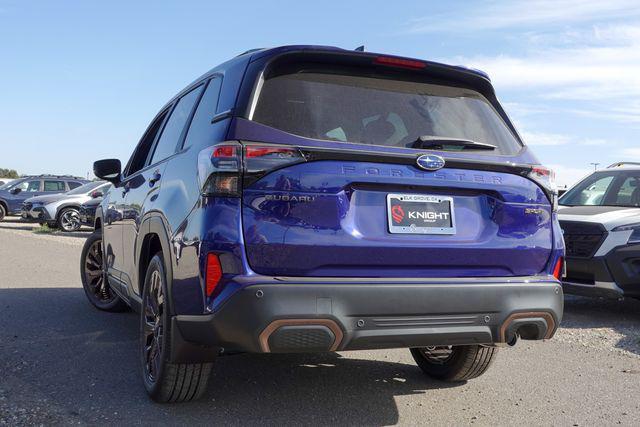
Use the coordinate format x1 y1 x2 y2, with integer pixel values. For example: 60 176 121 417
354 45 365 52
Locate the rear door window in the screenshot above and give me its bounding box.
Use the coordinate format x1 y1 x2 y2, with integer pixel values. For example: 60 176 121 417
251 67 522 155
44 180 65 192
149 85 204 165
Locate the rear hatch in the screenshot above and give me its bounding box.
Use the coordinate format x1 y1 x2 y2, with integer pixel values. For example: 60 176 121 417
233 53 555 277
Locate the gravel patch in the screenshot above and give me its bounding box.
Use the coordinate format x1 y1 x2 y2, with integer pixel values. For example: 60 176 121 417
556 295 640 358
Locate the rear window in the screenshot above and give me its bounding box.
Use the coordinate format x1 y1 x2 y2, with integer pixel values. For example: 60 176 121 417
251 68 522 155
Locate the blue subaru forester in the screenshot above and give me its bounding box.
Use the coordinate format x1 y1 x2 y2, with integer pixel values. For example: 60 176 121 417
83 45 564 402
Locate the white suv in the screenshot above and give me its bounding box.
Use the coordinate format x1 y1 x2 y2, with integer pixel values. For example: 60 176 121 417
558 162 640 298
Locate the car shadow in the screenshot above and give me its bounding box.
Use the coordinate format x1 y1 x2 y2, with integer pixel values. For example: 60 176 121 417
0 287 462 425
561 294 640 356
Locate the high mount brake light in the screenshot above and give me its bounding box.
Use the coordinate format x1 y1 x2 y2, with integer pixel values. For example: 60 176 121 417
198 142 306 196
527 165 558 211
374 56 426 70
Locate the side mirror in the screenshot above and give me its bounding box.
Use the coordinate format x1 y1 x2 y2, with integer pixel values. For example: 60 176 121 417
94 159 122 184
90 191 103 199
10 187 21 195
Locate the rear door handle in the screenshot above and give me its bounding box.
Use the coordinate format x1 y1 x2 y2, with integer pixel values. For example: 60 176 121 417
149 170 162 186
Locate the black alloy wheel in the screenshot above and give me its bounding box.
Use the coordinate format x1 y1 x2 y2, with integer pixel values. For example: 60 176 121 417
142 268 165 384
140 254 213 403
80 230 127 311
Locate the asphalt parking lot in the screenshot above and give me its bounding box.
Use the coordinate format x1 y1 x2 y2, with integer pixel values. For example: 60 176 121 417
1 218 640 426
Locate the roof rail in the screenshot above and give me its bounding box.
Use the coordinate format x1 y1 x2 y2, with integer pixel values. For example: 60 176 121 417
25 174 86 180
607 162 640 169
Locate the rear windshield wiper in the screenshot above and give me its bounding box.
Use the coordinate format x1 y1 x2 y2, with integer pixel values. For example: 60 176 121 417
411 136 497 151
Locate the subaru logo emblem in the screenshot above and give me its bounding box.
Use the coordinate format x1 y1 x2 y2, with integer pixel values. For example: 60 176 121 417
416 154 445 171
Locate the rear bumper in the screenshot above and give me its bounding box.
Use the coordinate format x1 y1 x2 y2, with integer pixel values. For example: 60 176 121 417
171 276 563 362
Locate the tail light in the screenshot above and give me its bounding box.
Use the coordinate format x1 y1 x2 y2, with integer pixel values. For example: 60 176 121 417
552 256 564 280
198 142 242 196
198 142 305 196
205 253 222 297
244 145 305 177
528 165 558 211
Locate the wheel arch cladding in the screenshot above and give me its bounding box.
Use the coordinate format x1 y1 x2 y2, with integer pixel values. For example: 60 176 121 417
137 216 174 307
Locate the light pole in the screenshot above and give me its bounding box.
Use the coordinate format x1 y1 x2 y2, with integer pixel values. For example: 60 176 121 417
590 162 600 171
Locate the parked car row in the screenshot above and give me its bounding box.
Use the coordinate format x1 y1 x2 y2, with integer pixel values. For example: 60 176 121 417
21 181 111 231
0 174 111 232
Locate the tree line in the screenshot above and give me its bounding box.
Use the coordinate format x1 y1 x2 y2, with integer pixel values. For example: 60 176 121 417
0 168 19 178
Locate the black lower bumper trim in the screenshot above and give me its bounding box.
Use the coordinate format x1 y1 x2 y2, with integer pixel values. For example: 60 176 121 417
563 243 640 298
172 278 563 361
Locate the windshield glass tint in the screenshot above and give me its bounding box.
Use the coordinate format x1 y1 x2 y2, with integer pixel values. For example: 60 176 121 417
66 181 104 195
252 71 521 155
560 171 640 207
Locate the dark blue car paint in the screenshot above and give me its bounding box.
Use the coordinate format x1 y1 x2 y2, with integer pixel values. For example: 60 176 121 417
95 45 564 319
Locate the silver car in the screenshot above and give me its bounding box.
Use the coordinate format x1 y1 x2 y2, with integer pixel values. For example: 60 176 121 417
21 181 111 232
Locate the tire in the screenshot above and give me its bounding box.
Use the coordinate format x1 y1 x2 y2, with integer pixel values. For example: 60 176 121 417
140 254 213 403
80 230 128 312
0 203 6 221
410 345 497 382
58 207 81 232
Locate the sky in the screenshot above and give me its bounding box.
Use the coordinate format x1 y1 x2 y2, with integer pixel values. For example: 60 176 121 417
1 0 638 187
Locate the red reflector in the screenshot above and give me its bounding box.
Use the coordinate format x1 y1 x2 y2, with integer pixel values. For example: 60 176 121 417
374 56 426 69
245 146 297 158
213 145 237 158
206 253 222 297
552 257 564 280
